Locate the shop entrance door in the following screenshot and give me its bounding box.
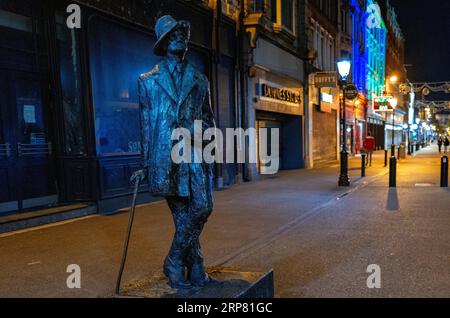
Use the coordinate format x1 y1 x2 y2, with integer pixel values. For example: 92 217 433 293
257 119 282 174
0 70 57 214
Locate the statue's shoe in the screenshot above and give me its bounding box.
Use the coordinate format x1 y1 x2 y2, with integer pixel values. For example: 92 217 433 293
163 257 192 289
188 262 211 287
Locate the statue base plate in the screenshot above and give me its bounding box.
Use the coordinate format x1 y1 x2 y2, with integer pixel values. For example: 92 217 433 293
117 267 274 298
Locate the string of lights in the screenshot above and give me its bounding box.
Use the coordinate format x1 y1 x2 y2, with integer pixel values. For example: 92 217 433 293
399 81 450 95
415 100 450 110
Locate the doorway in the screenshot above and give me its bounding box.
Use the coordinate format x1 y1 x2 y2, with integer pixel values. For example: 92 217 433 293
256 111 304 173
0 70 57 213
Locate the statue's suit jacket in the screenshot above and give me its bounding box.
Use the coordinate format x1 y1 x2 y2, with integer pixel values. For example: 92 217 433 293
138 59 215 207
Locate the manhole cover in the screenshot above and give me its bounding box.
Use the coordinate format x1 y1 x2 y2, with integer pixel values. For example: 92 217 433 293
414 183 434 187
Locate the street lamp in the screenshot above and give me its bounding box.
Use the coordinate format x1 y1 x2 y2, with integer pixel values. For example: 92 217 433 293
389 97 398 156
337 59 351 187
389 75 398 84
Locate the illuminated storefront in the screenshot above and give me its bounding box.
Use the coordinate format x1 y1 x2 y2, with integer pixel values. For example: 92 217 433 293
249 38 305 176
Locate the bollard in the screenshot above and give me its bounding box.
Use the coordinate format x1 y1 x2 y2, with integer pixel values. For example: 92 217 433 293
361 154 366 177
397 147 400 160
384 150 388 167
441 156 448 187
391 144 395 158
389 156 397 187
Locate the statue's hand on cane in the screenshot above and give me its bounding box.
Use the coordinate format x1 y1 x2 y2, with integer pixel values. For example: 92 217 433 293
130 168 147 184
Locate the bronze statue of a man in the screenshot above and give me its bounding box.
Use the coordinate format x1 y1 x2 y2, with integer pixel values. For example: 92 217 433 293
132 15 215 289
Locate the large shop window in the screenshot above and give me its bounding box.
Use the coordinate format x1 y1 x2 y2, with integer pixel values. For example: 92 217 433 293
88 17 159 156
88 17 208 156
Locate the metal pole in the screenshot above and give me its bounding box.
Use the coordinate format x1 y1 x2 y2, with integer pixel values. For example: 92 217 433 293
391 109 395 157
339 82 350 186
115 176 142 296
384 149 388 167
361 153 366 177
407 125 412 155
441 156 449 187
389 156 397 187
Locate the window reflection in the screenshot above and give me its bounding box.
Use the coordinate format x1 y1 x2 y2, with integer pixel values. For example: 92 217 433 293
88 17 159 156
88 16 209 156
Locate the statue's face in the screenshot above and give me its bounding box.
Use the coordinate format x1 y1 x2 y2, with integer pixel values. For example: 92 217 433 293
166 27 189 56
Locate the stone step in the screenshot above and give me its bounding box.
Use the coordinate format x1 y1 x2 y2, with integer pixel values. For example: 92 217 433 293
0 203 97 234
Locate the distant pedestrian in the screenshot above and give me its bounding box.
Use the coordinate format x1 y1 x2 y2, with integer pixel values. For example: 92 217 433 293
437 136 443 153
444 136 450 153
363 132 376 166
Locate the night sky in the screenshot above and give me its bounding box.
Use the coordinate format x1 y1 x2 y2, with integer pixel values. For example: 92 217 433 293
389 0 450 84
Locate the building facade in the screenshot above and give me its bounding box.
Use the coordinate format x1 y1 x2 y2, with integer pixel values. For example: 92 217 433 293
305 0 340 168
379 0 407 148
363 0 388 150
243 0 306 177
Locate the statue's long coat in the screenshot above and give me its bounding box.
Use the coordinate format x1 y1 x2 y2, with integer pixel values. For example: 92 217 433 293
138 59 215 208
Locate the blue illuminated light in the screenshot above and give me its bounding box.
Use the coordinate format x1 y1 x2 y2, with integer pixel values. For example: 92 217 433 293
351 0 387 101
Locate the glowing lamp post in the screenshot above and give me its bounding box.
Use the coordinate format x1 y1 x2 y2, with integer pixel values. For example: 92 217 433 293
337 59 351 187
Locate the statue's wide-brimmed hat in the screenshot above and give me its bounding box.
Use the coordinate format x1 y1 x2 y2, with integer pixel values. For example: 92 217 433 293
153 15 190 56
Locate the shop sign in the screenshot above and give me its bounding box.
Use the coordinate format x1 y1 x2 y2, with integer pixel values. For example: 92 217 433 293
373 96 394 112
314 72 338 88
260 84 302 105
344 85 359 100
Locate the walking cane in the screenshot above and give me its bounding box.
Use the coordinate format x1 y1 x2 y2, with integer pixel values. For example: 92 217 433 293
115 174 142 296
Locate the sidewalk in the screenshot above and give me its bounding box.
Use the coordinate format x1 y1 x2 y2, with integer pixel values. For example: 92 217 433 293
0 145 448 297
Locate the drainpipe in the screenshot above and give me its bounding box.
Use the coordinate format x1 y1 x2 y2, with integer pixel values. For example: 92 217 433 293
214 0 223 189
238 0 250 181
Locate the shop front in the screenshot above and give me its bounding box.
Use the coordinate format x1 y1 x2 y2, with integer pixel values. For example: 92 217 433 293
251 67 304 175
246 37 306 178
352 95 368 154
309 84 340 167
367 116 386 150
367 96 388 150
342 101 355 154
0 1 58 213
